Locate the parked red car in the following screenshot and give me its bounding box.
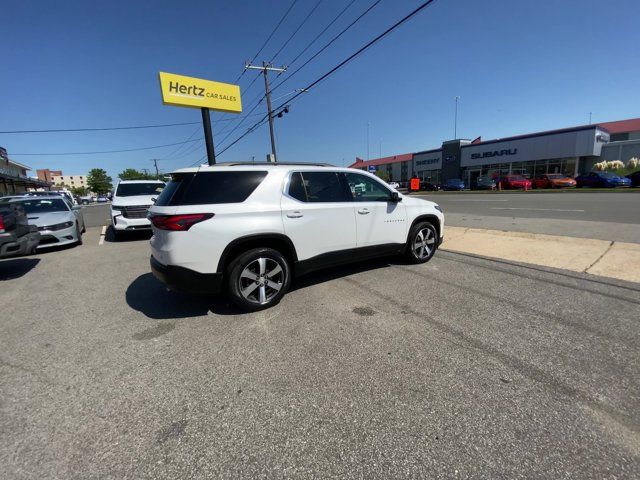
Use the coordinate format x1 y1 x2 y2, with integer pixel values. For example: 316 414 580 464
532 173 576 189
499 175 532 190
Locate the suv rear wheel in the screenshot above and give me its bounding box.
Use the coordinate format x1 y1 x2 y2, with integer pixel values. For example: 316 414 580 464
405 221 437 264
228 247 291 311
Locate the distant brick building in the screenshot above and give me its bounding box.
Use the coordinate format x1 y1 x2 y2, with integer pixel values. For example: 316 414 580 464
36 169 62 183
51 174 88 190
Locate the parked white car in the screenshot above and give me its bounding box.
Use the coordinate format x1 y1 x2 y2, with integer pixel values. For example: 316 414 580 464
148 163 444 311
111 180 165 238
388 181 400 189
18 196 85 248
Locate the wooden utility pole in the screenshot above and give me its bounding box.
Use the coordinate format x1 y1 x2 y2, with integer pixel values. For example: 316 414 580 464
245 62 286 162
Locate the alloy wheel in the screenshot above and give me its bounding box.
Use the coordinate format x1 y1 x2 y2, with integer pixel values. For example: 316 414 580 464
413 227 435 259
238 257 285 305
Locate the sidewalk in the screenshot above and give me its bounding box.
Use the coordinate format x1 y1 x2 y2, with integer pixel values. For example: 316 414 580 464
442 226 640 284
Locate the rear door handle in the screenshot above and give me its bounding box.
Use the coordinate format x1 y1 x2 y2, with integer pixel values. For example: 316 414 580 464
357 208 370 215
287 211 303 218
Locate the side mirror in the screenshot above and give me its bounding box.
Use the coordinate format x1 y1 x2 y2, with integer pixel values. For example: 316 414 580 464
73 205 82 211
390 191 401 203
151 197 157 204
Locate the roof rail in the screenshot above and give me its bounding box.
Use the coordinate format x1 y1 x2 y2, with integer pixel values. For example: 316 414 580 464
214 162 335 167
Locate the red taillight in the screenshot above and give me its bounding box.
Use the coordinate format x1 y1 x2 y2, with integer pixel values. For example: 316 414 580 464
0 214 4 233
149 213 214 231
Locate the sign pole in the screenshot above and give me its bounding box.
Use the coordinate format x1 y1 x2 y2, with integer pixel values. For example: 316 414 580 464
201 107 216 165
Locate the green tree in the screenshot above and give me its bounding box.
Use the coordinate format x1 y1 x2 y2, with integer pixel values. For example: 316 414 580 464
118 168 152 181
87 168 113 194
375 170 390 182
70 186 88 196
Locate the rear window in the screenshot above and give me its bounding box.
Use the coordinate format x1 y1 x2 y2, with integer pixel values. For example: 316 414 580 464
155 171 268 206
20 198 70 213
116 182 165 197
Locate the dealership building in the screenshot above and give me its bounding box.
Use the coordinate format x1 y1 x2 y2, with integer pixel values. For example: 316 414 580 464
350 118 640 186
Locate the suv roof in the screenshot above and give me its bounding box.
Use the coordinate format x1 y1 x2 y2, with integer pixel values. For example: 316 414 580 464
172 162 346 175
117 180 165 184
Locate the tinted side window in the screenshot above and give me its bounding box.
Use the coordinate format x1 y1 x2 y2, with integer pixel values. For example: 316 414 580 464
300 172 349 203
344 172 392 202
288 172 307 202
155 171 267 206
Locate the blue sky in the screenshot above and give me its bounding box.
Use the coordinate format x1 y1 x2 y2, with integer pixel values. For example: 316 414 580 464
2 0 639 180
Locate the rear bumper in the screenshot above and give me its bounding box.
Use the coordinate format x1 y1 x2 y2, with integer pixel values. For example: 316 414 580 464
0 232 40 258
150 255 223 294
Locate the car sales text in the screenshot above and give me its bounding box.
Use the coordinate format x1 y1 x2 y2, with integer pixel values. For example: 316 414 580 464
168 81 237 102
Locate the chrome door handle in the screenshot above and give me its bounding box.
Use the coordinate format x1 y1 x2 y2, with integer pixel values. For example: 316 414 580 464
287 211 303 218
357 208 370 215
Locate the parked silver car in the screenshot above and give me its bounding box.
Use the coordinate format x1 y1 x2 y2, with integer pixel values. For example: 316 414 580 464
18 196 85 248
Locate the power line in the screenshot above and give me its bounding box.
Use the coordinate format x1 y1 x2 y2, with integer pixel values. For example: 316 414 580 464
273 0 439 116
216 0 439 157
11 137 203 156
0 121 201 134
158 126 201 160
270 0 383 93
268 0 324 63
222 0 324 142
282 0 357 71
0 115 268 135
234 0 299 84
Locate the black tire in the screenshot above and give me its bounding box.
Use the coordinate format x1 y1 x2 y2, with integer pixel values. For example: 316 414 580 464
113 227 123 241
405 221 438 264
76 223 83 245
228 247 291 312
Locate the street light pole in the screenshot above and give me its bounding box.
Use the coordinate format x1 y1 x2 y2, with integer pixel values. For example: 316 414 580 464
454 96 460 139
367 122 370 160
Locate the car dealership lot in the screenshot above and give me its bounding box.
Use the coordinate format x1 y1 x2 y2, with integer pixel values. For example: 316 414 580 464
1 226 639 479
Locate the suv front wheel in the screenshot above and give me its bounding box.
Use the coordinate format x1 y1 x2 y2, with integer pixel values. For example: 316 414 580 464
228 248 291 311
405 221 438 264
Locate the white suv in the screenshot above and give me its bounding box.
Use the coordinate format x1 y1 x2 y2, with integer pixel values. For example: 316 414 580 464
148 163 444 311
111 180 165 238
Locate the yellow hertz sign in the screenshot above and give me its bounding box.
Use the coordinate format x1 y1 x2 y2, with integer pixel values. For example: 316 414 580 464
158 72 242 113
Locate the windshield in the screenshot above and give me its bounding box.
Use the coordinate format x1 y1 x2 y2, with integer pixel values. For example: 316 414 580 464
506 175 525 180
546 174 565 179
20 198 69 213
116 182 165 197
599 172 618 179
447 179 462 183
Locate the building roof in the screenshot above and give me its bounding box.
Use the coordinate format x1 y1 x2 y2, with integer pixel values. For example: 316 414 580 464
349 153 413 168
460 124 603 148
7 159 32 170
597 118 640 134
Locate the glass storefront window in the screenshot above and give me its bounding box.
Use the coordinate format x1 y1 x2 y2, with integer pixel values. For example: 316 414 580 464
562 158 576 176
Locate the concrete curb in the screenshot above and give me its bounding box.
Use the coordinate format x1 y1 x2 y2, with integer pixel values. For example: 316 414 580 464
441 226 640 284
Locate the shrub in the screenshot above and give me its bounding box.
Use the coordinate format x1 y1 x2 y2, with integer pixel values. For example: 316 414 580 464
627 157 639 169
594 161 607 171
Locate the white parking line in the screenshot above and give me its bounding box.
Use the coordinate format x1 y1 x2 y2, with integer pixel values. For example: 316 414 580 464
449 199 508 202
491 207 585 212
98 225 106 245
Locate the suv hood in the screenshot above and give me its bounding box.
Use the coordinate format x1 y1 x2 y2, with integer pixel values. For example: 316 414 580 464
112 195 157 207
401 195 438 208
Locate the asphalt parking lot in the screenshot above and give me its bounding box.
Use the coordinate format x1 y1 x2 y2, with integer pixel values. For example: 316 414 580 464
414 191 640 243
1 223 639 478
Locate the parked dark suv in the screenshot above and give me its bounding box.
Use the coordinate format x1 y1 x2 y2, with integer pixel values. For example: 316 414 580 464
0 198 41 259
